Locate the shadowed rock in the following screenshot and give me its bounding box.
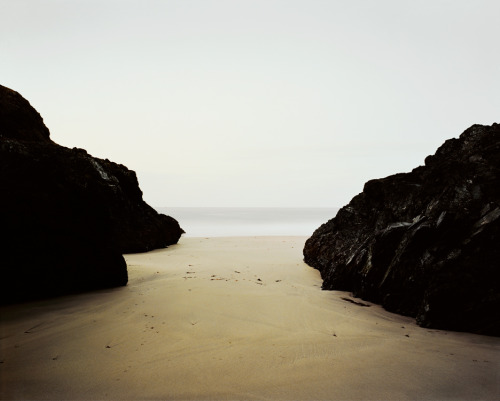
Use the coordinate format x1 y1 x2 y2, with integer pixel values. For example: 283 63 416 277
304 123 500 336
0 85 52 143
0 84 183 303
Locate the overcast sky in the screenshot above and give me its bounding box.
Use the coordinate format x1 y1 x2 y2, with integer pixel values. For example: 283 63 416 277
2 0 499 207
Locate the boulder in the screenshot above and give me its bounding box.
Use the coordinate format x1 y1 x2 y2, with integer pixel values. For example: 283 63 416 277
304 123 500 335
0 84 184 303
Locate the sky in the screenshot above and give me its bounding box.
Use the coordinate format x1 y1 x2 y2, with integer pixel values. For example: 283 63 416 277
1 0 499 207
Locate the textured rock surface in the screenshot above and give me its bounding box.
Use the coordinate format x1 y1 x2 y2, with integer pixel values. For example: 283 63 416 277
304 124 500 335
0 84 183 303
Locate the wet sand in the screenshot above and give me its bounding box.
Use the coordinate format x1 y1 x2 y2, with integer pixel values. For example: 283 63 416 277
1 237 499 400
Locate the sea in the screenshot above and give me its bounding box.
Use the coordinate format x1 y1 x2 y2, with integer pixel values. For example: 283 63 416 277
155 207 339 237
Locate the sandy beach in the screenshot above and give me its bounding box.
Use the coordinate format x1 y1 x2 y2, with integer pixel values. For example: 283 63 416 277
1 236 499 400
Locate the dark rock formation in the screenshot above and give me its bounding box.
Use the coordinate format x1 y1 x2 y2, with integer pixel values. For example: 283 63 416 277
304 124 500 336
0 84 183 303
0 85 52 143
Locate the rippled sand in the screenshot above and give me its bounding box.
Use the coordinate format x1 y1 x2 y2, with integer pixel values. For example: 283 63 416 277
1 237 498 400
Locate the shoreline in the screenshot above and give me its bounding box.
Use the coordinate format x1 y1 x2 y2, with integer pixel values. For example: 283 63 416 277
1 236 499 400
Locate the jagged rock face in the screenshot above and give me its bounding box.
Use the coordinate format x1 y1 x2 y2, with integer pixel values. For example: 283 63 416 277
0 85 184 303
304 124 500 336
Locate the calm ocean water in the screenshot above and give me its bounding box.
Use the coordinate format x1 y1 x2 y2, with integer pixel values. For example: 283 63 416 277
155 207 339 237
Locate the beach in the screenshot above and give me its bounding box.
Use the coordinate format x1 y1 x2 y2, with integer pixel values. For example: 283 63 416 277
1 236 499 400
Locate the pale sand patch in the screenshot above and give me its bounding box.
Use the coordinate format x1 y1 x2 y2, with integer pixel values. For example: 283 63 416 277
1 236 499 400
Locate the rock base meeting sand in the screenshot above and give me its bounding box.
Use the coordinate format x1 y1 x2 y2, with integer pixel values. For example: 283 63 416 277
1 237 498 400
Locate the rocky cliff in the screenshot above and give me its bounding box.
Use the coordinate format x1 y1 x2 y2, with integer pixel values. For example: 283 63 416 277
304 124 500 336
0 84 183 303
